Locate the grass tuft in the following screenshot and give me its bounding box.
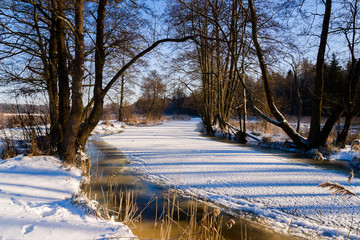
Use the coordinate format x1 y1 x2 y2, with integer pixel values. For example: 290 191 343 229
0 136 18 159
319 181 356 199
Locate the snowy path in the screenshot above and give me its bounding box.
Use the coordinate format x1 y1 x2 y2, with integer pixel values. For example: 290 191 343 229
0 156 134 240
102 119 360 239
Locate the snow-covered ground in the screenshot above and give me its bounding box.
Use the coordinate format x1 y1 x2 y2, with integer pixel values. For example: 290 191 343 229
0 155 135 239
102 118 360 239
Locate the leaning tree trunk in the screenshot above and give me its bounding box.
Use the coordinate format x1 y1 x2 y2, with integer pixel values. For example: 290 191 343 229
248 0 309 147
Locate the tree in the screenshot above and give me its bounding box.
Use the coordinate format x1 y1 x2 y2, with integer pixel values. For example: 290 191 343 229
169 0 250 138
136 70 167 120
334 0 360 147
247 0 309 147
245 0 354 148
305 0 344 148
0 0 195 163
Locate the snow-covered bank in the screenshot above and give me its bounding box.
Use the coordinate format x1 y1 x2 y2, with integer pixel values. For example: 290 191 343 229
102 118 360 239
91 120 125 135
0 155 135 240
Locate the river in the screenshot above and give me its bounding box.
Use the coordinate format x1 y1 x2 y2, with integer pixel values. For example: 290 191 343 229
85 139 303 240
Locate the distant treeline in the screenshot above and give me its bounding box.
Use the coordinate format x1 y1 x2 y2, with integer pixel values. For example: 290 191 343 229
0 104 47 114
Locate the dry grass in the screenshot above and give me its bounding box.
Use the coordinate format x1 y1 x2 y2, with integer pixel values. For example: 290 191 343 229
228 118 285 137
0 114 21 129
172 115 191 121
123 114 171 126
351 144 360 154
0 136 18 159
260 136 275 144
83 177 233 240
82 170 143 225
124 114 141 125
81 185 141 224
0 110 50 158
319 182 356 199
346 132 360 146
0 113 49 129
153 191 232 240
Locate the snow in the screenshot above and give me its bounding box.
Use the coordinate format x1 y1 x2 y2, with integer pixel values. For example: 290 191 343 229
0 155 135 240
331 145 360 162
91 120 125 135
102 118 360 239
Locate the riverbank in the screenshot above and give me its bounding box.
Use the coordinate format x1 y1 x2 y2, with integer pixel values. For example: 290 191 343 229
0 155 135 239
102 118 360 239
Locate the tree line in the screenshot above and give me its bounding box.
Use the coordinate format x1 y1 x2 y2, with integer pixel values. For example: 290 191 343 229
167 0 360 147
0 0 359 164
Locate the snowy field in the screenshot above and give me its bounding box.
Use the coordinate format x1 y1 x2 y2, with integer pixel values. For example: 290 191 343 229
0 155 134 239
102 118 360 239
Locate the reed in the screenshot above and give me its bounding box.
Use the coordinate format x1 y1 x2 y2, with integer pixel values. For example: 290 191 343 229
318 181 356 199
150 190 235 240
83 155 237 239
318 169 359 239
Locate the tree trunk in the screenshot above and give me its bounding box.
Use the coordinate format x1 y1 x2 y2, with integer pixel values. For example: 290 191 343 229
34 3 60 153
242 87 247 133
308 0 332 146
293 68 302 133
56 0 70 138
60 0 84 163
335 60 360 147
77 0 107 150
118 74 125 121
317 106 344 146
248 0 309 147
48 14 61 153
336 113 352 148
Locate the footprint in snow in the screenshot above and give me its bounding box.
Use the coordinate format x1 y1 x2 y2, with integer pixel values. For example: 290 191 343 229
22 224 35 235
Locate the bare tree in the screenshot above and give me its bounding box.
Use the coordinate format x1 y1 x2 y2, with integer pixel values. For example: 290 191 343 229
307 0 338 147
0 0 195 163
335 0 360 147
245 0 354 148
137 70 167 120
247 0 309 146
169 0 250 138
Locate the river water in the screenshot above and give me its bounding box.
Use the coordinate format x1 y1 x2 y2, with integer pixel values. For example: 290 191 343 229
85 140 305 240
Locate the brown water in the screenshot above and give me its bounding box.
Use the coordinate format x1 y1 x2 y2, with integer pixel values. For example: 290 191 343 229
85 140 303 240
